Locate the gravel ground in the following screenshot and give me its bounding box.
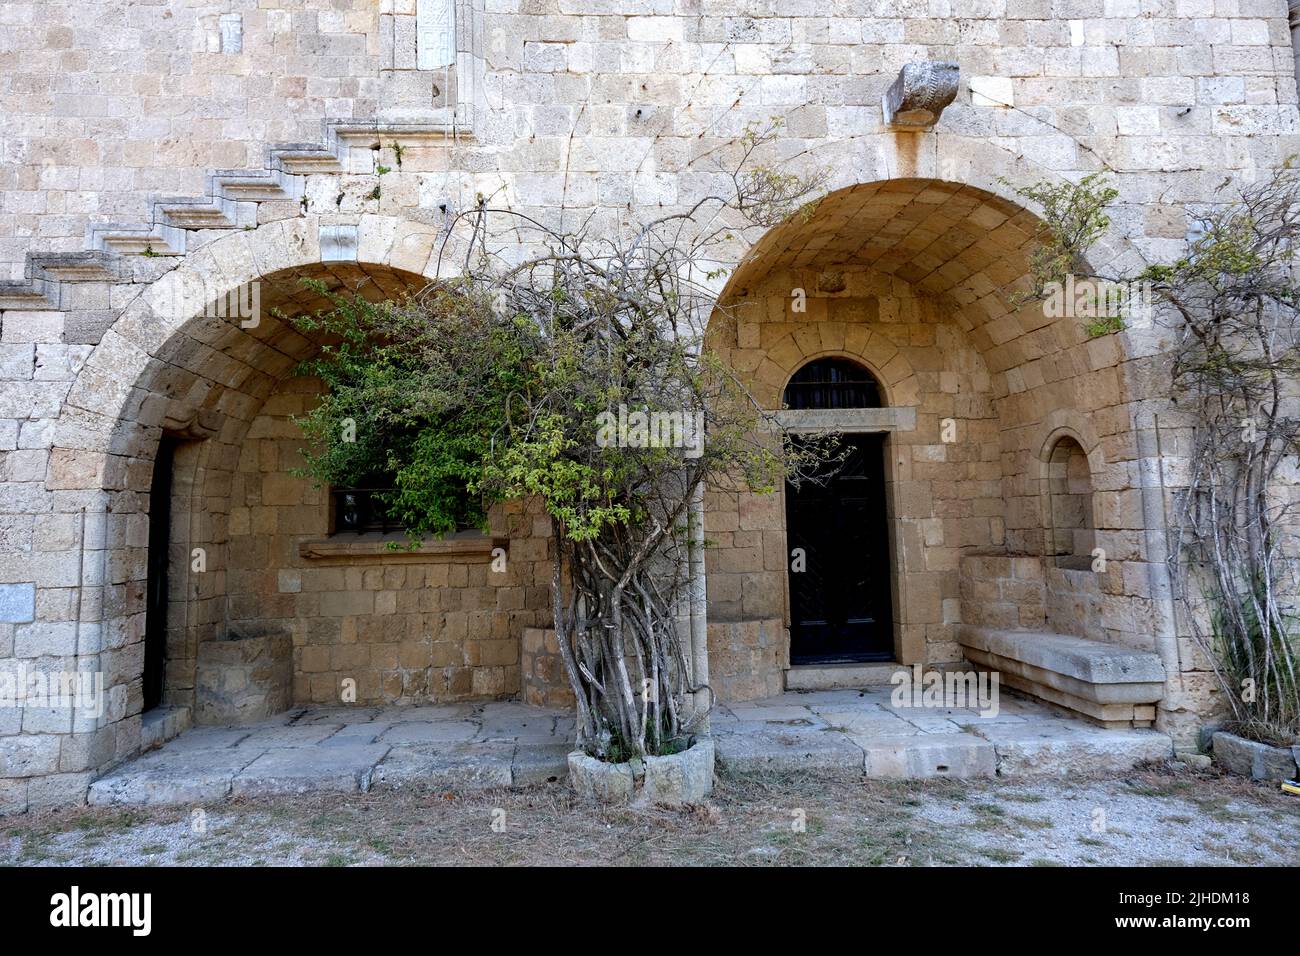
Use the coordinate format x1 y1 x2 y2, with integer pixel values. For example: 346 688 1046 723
3 762 1296 867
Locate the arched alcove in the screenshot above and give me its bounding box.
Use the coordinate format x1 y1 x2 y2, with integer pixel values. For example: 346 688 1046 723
1046 435 1096 569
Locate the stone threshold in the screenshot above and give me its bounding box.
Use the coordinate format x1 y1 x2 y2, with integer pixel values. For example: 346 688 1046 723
141 706 191 752
298 530 507 561
785 662 906 690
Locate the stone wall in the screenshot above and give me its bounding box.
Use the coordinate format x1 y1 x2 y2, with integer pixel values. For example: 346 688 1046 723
959 553 1045 630
222 376 554 706
2 0 1295 805
194 627 292 724
706 263 1003 669
520 627 576 709
706 618 786 701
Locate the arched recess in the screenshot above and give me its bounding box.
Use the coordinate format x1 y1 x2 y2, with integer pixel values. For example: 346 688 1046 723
1045 434 1097 569
701 176 1161 686
42 215 545 744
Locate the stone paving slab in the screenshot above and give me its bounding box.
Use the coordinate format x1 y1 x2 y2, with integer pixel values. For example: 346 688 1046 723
232 724 345 748
88 750 258 806
713 727 866 772
511 743 572 786
372 743 515 791
710 688 1173 780
232 744 391 796
152 727 251 753
378 720 479 744
87 689 1175 806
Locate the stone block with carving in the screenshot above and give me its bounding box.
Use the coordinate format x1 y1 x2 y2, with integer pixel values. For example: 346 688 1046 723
882 61 960 129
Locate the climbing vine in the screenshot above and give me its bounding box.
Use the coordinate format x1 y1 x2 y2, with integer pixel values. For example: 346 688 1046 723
1026 166 1300 745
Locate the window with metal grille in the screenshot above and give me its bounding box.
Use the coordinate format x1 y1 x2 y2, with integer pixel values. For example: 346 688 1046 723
330 472 401 535
783 357 883 410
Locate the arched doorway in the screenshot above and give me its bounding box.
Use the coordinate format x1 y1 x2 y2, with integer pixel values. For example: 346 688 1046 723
784 358 894 664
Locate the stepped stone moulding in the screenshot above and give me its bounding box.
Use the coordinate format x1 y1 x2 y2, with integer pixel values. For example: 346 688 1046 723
882 61 960 129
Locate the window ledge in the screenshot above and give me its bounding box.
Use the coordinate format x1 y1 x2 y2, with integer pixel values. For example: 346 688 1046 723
298 531 506 562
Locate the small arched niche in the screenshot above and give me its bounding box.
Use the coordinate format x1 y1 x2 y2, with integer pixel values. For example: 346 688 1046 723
1046 435 1096 569
784 357 883 409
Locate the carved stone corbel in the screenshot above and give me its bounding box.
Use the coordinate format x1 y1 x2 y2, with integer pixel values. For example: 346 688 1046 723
882 61 960 129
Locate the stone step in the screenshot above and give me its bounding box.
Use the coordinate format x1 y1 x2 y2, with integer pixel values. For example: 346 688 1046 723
141 706 192 751
785 662 904 691
0 280 55 310
14 114 469 312
155 195 247 230
88 221 187 256
270 143 346 175
209 167 304 202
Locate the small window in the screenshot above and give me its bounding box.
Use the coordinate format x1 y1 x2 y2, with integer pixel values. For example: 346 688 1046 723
331 472 400 535
784 358 883 410
1047 436 1095 569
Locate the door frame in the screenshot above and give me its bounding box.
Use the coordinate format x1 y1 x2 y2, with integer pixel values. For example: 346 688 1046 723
774 405 916 667
144 435 179 712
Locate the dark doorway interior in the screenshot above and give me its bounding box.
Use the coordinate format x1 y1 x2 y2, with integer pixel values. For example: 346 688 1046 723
143 435 178 711
785 432 894 663
783 357 894 664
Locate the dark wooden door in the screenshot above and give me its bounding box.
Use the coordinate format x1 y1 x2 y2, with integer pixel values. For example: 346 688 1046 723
143 436 176 712
785 433 893 663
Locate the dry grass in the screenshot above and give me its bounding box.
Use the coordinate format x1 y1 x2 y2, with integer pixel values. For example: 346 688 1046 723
3 763 1298 867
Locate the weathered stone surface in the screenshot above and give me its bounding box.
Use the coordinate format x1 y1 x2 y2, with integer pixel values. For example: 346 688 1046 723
713 727 864 773
959 627 1166 685
0 778 28 816
140 706 191 751
511 743 571 786
371 742 514 790
640 739 715 806
231 743 390 796
88 749 254 806
977 723 1173 777
0 735 60 777
1212 731 1299 782
881 61 959 128
195 631 292 725
857 734 995 779
378 720 478 744
159 727 251 753
0 584 35 623
231 724 343 748
567 750 636 804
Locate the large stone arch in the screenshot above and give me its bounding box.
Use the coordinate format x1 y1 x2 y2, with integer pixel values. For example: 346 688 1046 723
702 175 1180 721
38 214 492 760
49 215 451 469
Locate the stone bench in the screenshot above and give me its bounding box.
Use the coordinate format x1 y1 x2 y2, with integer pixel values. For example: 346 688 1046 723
957 626 1165 728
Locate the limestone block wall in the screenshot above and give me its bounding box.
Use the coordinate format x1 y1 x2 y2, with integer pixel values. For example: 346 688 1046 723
520 627 576 709
706 265 1003 669
194 628 292 724
3 0 1299 281
2 0 1297 802
222 376 553 706
959 553 1045 629
706 618 786 701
